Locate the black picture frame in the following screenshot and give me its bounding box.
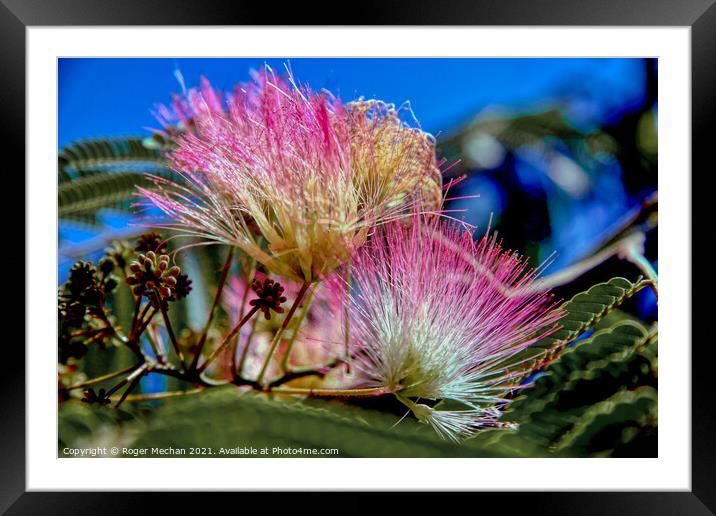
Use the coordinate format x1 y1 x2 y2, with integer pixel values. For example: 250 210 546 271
5 0 714 512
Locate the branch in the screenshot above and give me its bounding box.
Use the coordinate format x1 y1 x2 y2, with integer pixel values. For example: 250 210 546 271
153 289 186 370
63 364 142 392
196 305 260 374
189 247 234 371
110 388 204 403
270 385 397 398
257 281 311 385
530 231 654 293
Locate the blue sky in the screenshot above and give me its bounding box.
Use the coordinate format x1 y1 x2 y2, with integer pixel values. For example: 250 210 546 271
59 58 645 147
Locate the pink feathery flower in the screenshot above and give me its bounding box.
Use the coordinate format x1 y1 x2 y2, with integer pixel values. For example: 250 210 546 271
139 67 442 284
343 213 562 441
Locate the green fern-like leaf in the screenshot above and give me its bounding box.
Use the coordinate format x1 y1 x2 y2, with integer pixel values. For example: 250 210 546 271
553 386 657 456
502 318 657 456
536 276 650 352
59 170 153 218
58 137 175 223
59 138 167 177
511 321 654 419
497 277 657 457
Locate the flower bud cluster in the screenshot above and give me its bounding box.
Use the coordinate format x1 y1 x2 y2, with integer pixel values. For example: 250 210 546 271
127 251 181 301
249 278 287 320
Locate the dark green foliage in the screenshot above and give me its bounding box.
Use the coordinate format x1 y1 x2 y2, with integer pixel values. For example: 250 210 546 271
58 388 540 458
58 401 142 452
553 387 657 456
500 278 658 457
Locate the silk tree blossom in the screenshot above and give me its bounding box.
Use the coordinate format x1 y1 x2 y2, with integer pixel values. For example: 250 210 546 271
345 99 443 214
139 68 442 284
343 214 562 441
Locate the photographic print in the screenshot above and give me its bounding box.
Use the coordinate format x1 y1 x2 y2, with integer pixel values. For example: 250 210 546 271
57 57 658 459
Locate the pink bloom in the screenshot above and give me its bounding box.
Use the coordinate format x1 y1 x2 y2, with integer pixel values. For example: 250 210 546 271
343 213 562 440
139 68 442 284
